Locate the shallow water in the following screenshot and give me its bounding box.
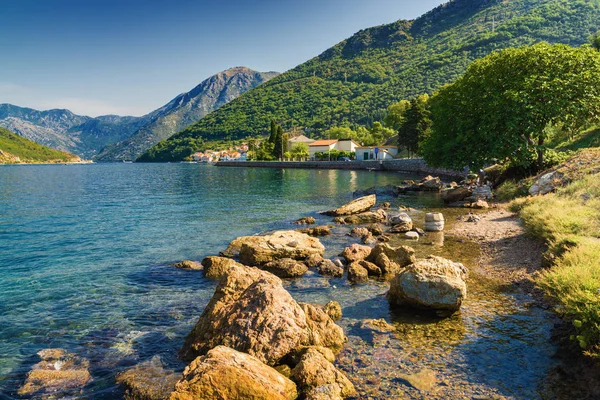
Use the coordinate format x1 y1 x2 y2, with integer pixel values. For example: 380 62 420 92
0 163 560 398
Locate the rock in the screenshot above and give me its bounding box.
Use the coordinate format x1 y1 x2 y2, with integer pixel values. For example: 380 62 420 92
367 224 384 236
275 364 292 378
305 385 344 400
305 254 324 268
323 301 342 321
347 262 369 283
343 209 387 224
367 243 416 268
332 257 345 269
117 356 179 400
342 243 372 262
397 369 437 392
237 230 325 266
380 201 391 210
317 260 344 277
353 185 399 197
220 236 260 258
373 253 403 277
470 200 489 209
201 256 244 280
413 227 426 236
471 185 493 200
389 212 413 233
293 216 316 225
424 213 445 232
358 260 382 276
441 187 472 204
390 223 413 234
170 346 297 400
387 256 468 312
529 171 564 196
323 195 376 216
421 176 443 191
360 319 396 333
18 348 92 397
297 226 332 237
332 217 346 224
348 227 370 238
362 233 377 245
262 258 309 278
180 265 345 364
405 231 420 240
172 260 203 270
290 348 356 399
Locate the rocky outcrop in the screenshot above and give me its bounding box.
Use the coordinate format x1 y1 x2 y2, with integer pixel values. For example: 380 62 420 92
348 227 370 238
372 253 403 277
172 260 203 270
180 265 345 365
262 258 308 278
323 195 376 216
18 348 92 397
342 243 372 263
293 216 316 225
529 171 564 196
342 209 387 225
237 231 325 266
170 346 297 400
387 256 468 313
290 348 356 399
201 256 244 280
305 254 324 268
117 356 180 400
367 243 416 270
421 176 443 191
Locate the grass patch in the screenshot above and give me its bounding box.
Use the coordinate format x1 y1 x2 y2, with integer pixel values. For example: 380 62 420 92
495 180 530 202
556 126 600 152
513 150 600 358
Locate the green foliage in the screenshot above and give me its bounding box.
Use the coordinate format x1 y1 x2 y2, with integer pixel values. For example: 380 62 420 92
397 94 431 156
136 137 205 162
144 0 600 161
313 150 355 161
290 142 310 160
274 126 285 159
384 100 411 131
324 123 393 146
555 126 600 151
269 120 277 143
590 31 600 51
422 43 600 170
0 127 76 163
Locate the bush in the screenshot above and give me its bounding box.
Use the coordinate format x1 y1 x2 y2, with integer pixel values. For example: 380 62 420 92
495 180 530 202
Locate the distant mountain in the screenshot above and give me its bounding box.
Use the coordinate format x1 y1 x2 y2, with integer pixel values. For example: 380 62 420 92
141 0 600 161
0 126 80 164
0 104 149 159
95 67 279 161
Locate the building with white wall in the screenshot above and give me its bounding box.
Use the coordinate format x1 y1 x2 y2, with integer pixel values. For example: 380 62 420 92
355 146 398 161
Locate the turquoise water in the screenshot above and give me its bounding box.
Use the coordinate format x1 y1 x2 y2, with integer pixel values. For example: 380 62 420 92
0 163 424 397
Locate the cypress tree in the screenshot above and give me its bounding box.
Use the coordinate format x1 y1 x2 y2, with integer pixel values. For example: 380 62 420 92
274 126 284 159
269 120 277 143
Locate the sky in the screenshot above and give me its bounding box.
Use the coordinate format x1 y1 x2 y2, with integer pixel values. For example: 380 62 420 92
0 0 446 117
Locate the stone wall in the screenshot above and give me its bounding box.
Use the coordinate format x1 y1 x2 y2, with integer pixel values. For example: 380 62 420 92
216 159 464 179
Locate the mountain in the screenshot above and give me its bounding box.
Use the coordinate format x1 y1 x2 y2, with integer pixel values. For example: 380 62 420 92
0 127 80 164
142 0 600 161
94 67 280 161
0 104 149 159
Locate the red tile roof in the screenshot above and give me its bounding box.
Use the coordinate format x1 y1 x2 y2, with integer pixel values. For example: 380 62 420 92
309 139 338 146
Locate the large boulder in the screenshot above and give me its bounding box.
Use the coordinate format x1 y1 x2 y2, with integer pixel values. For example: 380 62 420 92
367 243 415 269
117 356 180 400
343 209 387 225
304 254 324 269
18 349 92 397
389 212 413 233
529 171 564 196
441 186 472 204
347 262 369 283
170 346 297 400
180 265 345 365
323 195 376 216
237 231 325 266
341 243 372 263
290 348 356 399
201 256 244 280
262 258 308 278
373 253 403 278
387 256 468 313
317 260 344 277
421 176 443 192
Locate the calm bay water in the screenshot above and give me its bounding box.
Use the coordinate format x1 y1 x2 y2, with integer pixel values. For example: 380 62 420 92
0 163 563 399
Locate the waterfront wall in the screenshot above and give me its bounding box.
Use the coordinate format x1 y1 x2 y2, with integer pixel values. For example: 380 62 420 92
216 159 464 179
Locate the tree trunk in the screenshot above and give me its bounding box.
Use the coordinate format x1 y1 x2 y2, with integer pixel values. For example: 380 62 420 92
537 137 545 171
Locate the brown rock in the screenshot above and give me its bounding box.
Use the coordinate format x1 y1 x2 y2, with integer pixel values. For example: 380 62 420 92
367 243 415 268
373 253 403 278
441 186 472 204
18 348 92 397
201 256 244 280
347 262 368 283
343 209 387 225
421 176 443 192
357 260 382 277
342 243 372 263
332 217 346 224
290 349 356 398
348 227 370 238
367 224 384 236
323 195 376 216
117 356 180 400
470 200 489 209
172 260 203 270
305 384 344 400
297 226 332 237
323 301 342 321
298 303 347 354
305 254 325 269
170 346 297 400
262 258 308 278
317 260 344 277
293 216 316 225
238 231 325 266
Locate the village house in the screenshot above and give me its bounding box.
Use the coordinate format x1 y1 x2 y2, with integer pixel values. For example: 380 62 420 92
355 146 398 161
308 138 360 160
287 134 315 149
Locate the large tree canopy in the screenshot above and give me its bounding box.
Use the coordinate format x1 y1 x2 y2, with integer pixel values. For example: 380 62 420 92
421 43 600 170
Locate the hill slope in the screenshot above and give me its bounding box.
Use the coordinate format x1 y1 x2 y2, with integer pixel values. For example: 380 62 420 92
95 67 279 161
143 0 600 161
0 127 80 164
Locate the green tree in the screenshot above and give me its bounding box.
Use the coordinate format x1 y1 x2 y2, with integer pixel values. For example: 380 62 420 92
384 100 411 131
422 43 600 170
291 142 310 160
269 120 277 144
274 126 285 159
590 31 600 51
398 94 431 157
369 121 395 146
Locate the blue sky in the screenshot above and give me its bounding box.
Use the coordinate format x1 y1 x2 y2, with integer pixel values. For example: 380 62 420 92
0 0 446 117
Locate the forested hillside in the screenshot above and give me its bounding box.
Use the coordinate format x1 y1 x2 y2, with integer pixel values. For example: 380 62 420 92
142 0 600 161
0 127 80 163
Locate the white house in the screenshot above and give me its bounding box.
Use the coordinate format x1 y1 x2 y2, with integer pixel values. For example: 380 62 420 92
336 139 360 153
309 139 338 160
355 146 398 161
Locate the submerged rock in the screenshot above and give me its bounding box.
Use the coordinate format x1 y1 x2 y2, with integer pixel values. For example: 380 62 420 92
262 258 309 278
180 265 345 365
201 256 244 279
116 356 180 400
170 346 297 400
290 348 356 399
18 348 92 397
172 260 203 270
387 256 468 313
323 195 376 216
236 230 325 266
323 301 342 321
